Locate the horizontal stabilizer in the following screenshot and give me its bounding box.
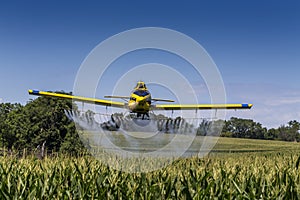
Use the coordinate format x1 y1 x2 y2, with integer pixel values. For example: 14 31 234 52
104 96 174 102
104 95 130 99
151 98 175 102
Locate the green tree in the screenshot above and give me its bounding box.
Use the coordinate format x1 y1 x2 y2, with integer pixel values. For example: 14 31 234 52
1 95 85 155
265 128 279 140
222 117 267 139
0 103 23 150
288 120 300 141
277 120 300 142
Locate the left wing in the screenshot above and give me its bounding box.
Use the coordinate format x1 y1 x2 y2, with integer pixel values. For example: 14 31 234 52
151 103 252 110
28 90 126 108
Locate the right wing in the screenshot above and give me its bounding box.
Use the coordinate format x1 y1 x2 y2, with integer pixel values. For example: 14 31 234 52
29 90 126 108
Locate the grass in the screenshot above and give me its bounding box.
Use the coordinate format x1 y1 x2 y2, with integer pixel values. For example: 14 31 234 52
213 137 300 152
0 136 300 199
81 131 300 153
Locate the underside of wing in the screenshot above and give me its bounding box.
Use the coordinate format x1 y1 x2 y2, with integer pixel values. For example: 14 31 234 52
29 90 126 108
152 103 253 110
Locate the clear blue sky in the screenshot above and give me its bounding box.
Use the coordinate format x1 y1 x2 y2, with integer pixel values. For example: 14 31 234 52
0 0 299 128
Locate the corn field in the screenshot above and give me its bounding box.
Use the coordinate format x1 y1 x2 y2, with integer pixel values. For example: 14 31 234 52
0 150 300 199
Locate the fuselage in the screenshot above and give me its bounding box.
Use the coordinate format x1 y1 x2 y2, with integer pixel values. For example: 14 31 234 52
127 81 151 114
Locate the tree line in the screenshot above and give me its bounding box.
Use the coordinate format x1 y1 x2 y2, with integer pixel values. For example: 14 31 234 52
0 96 299 155
197 117 300 142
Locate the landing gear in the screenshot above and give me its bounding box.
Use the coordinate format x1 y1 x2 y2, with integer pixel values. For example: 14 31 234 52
131 112 150 120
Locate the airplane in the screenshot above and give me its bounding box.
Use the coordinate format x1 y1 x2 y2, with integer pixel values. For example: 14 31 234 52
28 81 252 119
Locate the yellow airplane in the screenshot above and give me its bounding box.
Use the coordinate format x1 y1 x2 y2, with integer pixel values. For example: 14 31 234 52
28 81 252 119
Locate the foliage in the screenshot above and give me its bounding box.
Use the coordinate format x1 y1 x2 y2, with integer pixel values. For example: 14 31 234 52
0 103 23 150
0 149 299 199
277 120 300 142
0 96 85 155
221 117 300 141
222 117 267 139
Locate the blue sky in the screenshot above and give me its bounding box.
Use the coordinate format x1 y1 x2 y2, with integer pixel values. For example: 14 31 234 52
0 0 299 128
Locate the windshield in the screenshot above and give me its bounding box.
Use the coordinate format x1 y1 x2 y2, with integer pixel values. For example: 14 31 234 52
133 90 150 97
135 82 146 89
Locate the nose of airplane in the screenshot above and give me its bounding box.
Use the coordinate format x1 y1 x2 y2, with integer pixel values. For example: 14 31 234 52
136 96 149 104
128 101 138 110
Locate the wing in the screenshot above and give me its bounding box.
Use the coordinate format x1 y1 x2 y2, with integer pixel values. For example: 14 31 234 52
151 103 252 110
29 90 126 108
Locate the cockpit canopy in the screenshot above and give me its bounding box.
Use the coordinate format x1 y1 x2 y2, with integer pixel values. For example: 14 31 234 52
134 81 147 90
133 90 150 97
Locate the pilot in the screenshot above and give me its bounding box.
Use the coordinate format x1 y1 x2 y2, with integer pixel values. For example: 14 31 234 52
135 81 147 90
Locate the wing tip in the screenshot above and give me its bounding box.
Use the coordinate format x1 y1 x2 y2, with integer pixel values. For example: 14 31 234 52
28 89 40 95
242 103 253 109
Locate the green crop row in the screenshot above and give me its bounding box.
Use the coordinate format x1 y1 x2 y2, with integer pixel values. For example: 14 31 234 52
0 152 299 199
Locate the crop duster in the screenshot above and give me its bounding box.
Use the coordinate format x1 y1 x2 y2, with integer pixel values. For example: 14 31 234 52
28 81 252 119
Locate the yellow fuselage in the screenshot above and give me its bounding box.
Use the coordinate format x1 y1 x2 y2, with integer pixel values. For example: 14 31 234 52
128 89 151 114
